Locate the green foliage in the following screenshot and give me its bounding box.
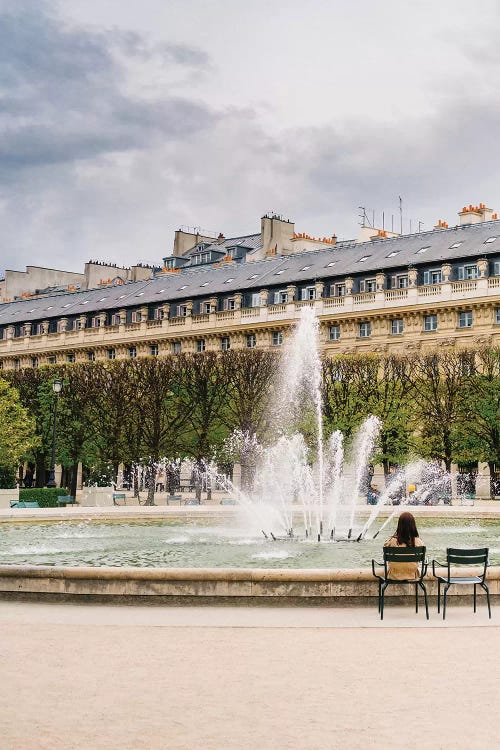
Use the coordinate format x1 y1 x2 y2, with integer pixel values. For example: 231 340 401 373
0 377 39 487
19 487 69 507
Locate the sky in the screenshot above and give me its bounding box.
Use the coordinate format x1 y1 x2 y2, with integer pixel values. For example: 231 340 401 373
1 0 500 272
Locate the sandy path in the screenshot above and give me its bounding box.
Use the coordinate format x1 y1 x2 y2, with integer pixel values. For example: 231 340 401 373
0 603 498 750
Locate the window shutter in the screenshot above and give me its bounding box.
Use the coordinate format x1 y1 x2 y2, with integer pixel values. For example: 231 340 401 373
301 288 307 300
423 271 430 285
360 280 366 292
390 275 397 289
458 266 465 280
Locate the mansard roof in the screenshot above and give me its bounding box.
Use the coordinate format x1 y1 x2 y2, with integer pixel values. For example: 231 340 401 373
1 220 499 325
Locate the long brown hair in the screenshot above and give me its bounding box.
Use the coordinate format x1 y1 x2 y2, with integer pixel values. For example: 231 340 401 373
395 512 419 547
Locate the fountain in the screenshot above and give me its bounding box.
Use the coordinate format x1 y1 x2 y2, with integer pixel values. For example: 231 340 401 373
202 306 451 543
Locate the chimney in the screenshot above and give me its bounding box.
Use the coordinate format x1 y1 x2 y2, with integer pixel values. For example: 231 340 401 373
433 219 449 230
458 203 495 226
260 212 294 255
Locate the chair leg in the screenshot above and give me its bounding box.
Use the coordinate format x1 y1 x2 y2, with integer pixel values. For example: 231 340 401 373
419 581 429 620
415 583 418 613
443 583 451 620
437 579 441 614
481 583 492 619
378 580 381 613
380 582 388 620
474 584 477 613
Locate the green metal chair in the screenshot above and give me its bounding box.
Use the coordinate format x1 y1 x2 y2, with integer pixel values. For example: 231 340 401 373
372 546 429 620
432 548 491 620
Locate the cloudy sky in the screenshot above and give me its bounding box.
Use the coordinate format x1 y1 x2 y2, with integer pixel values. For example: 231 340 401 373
1 0 500 272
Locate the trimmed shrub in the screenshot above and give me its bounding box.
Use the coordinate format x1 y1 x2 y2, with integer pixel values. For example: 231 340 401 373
19 488 69 508
0 466 16 489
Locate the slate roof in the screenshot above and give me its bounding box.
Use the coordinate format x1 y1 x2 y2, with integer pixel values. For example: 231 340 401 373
1 220 500 326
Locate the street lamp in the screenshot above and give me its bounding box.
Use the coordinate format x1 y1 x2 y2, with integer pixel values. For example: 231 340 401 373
46 379 63 488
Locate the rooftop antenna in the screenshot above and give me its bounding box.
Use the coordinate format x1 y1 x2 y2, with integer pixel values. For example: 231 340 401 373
358 206 371 228
418 220 424 233
399 196 403 234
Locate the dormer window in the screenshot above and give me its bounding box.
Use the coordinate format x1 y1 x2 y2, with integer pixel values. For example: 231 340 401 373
416 246 430 254
358 255 371 262
386 251 399 258
485 237 497 244
449 242 463 249
300 265 312 271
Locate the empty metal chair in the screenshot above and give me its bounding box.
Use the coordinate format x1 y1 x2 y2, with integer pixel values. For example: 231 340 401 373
432 547 491 620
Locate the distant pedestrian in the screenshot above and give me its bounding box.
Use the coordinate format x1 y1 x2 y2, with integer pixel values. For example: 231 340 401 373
366 483 380 505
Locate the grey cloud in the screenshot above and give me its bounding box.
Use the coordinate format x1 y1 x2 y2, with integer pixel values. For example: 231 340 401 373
0 2 215 172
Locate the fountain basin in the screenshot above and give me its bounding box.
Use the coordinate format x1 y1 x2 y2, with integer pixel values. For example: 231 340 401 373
0 563 499 605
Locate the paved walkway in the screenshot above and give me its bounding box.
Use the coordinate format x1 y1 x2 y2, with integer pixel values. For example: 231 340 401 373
0 600 498 750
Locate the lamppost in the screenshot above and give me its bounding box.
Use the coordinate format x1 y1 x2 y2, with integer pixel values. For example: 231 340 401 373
46 379 63 488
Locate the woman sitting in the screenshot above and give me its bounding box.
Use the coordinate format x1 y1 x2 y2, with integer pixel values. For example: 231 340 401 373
384 511 424 580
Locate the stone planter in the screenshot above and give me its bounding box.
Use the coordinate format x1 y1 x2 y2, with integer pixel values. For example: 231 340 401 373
0 488 19 508
80 486 114 507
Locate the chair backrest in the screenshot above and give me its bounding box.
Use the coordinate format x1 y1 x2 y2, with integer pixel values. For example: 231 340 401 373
446 547 489 579
383 546 426 577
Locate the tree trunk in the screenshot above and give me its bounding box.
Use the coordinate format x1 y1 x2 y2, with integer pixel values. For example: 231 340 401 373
145 463 156 505
70 461 78 499
35 453 46 488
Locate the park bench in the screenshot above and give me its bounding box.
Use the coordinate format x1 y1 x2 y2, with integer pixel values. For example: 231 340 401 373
166 494 182 505
372 546 429 620
57 495 77 506
10 501 40 509
432 547 491 619
112 493 127 506
220 498 237 505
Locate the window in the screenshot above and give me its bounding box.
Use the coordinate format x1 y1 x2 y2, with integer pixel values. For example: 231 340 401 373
196 339 205 352
111 314 121 326
458 264 478 280
329 325 340 341
416 246 430 254
178 285 188 290
301 286 316 300
274 269 287 275
359 279 376 293
14 359 20 370
224 278 234 284
177 305 187 317
494 262 500 276
248 274 259 280
458 311 473 328
88 351 95 362
221 336 230 351
154 307 164 320
496 309 500 325
358 255 371 262
300 265 312 271
47 356 56 365
131 311 142 323
386 251 399 258
57 320 66 332
135 292 144 297
35 322 44 335
173 342 181 354
107 348 116 360
128 347 137 358
246 333 256 348
485 237 497 244
391 318 404 335
326 261 337 267
449 241 463 249
272 331 283 346
333 283 346 297
200 282 209 287
150 344 159 357
424 314 438 332
359 322 371 338
66 354 75 363
91 316 101 328
390 274 408 289
250 293 261 308
273 290 288 304
223 298 235 310
202 302 211 314
423 269 442 285
31 357 38 368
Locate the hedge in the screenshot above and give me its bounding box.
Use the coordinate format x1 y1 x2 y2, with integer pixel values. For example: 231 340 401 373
19 488 70 508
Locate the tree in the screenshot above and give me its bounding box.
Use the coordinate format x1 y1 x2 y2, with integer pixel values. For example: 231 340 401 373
321 354 375 438
177 351 231 501
403 350 473 471
0 377 38 487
